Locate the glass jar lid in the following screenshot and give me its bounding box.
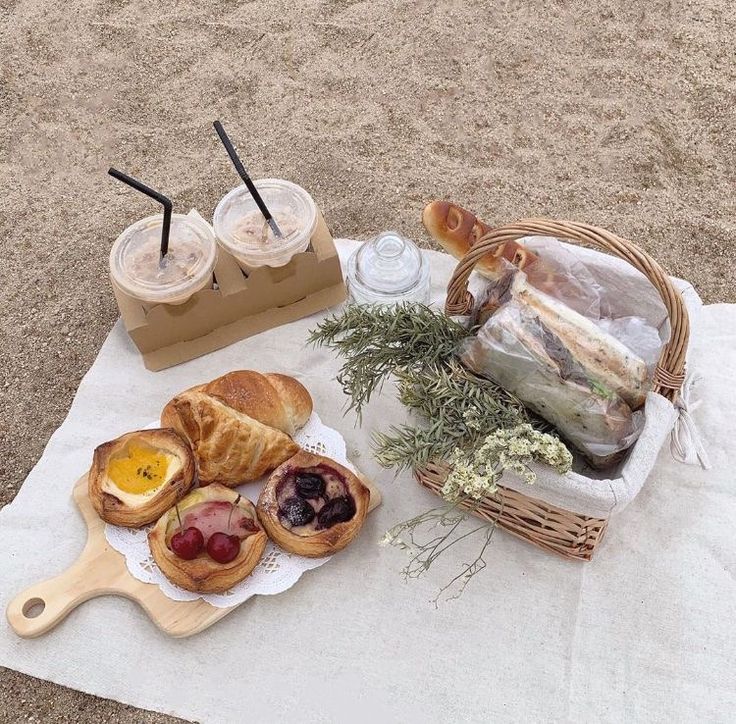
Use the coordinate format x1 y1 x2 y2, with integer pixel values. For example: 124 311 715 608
349 231 428 300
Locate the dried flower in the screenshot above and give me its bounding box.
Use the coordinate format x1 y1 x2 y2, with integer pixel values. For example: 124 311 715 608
441 424 573 502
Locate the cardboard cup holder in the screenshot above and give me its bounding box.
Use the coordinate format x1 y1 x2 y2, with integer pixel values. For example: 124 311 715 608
112 209 346 371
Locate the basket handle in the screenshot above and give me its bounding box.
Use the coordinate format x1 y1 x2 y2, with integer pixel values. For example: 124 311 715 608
444 218 689 402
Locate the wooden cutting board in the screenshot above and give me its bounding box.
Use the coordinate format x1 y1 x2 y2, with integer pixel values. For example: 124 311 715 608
6 471 381 639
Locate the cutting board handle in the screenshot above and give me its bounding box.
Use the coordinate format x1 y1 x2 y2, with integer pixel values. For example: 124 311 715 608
6 555 109 638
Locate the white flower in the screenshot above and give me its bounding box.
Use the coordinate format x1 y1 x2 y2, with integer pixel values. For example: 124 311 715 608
441 425 572 503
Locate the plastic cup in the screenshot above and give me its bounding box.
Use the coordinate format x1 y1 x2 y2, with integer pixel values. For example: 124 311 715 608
110 213 218 305
213 178 317 270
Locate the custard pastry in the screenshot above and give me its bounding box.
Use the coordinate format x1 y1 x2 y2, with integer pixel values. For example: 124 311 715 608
148 484 267 594
88 428 196 528
161 370 313 487
257 450 370 557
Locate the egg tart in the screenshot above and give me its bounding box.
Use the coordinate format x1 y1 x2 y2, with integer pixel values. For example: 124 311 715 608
149 484 267 594
89 428 196 528
257 450 370 557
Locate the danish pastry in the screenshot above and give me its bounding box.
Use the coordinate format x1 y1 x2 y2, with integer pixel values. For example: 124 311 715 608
257 450 370 557
88 428 196 528
148 484 267 594
161 371 312 487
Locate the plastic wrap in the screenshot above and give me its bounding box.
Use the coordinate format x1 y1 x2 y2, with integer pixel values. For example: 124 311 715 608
462 263 663 468
474 237 669 367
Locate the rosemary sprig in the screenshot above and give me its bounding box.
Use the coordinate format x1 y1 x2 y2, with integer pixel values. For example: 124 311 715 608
373 361 533 472
309 303 470 419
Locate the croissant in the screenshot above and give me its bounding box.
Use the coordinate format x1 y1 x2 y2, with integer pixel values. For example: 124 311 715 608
161 371 313 487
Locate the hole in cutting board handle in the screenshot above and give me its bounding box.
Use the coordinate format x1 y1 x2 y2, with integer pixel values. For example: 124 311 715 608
22 598 45 618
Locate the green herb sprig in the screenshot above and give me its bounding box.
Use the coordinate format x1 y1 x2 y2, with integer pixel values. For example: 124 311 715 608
308 303 469 420
373 361 531 472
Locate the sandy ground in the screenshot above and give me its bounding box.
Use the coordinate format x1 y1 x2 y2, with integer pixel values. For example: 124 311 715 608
1 0 734 720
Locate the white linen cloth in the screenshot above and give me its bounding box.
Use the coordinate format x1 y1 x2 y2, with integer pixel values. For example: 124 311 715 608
1 241 733 723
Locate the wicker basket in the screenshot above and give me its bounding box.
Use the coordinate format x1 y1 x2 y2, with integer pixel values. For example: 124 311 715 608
415 219 690 561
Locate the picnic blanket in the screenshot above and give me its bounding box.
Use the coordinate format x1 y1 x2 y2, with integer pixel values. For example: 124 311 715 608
1 241 734 723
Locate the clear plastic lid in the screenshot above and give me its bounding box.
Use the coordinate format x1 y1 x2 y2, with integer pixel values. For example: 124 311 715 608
213 178 317 268
347 231 430 305
110 213 218 304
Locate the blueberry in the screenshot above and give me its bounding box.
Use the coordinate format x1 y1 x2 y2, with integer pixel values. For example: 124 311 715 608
295 472 326 499
280 496 315 527
317 496 356 528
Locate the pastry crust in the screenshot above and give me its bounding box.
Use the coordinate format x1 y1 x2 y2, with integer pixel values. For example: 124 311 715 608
163 390 300 486
162 370 312 437
257 450 370 557
161 370 313 487
88 428 196 528
148 484 267 594
422 200 537 279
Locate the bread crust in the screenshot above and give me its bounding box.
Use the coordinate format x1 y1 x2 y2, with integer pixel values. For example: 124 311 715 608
88 428 196 528
162 371 312 437
422 200 537 278
164 390 300 486
257 450 370 557
149 484 267 594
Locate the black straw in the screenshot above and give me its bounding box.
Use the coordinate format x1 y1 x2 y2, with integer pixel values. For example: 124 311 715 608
213 120 283 239
108 168 173 260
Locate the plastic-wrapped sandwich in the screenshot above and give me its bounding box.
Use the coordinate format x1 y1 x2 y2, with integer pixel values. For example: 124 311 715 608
461 269 652 469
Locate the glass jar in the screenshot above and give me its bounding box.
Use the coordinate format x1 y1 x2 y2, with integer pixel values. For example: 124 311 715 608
347 231 430 305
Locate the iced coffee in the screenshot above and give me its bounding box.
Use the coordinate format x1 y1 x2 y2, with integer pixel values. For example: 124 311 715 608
110 214 218 305
213 178 317 270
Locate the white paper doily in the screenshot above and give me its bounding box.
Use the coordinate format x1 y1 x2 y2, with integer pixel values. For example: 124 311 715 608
104 412 354 608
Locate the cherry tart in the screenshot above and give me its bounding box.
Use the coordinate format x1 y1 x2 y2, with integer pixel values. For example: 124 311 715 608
148 484 267 594
257 450 370 558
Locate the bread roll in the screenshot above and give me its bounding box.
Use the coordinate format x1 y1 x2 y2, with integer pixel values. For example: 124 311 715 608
422 200 537 278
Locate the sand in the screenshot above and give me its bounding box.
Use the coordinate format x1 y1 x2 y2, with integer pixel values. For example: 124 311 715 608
1 0 734 720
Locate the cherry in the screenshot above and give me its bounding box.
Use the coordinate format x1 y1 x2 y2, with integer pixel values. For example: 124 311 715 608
207 532 241 564
280 496 315 527
317 495 355 529
295 472 325 499
170 527 205 560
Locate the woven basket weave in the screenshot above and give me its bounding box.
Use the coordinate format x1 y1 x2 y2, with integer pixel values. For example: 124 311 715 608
416 219 689 561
